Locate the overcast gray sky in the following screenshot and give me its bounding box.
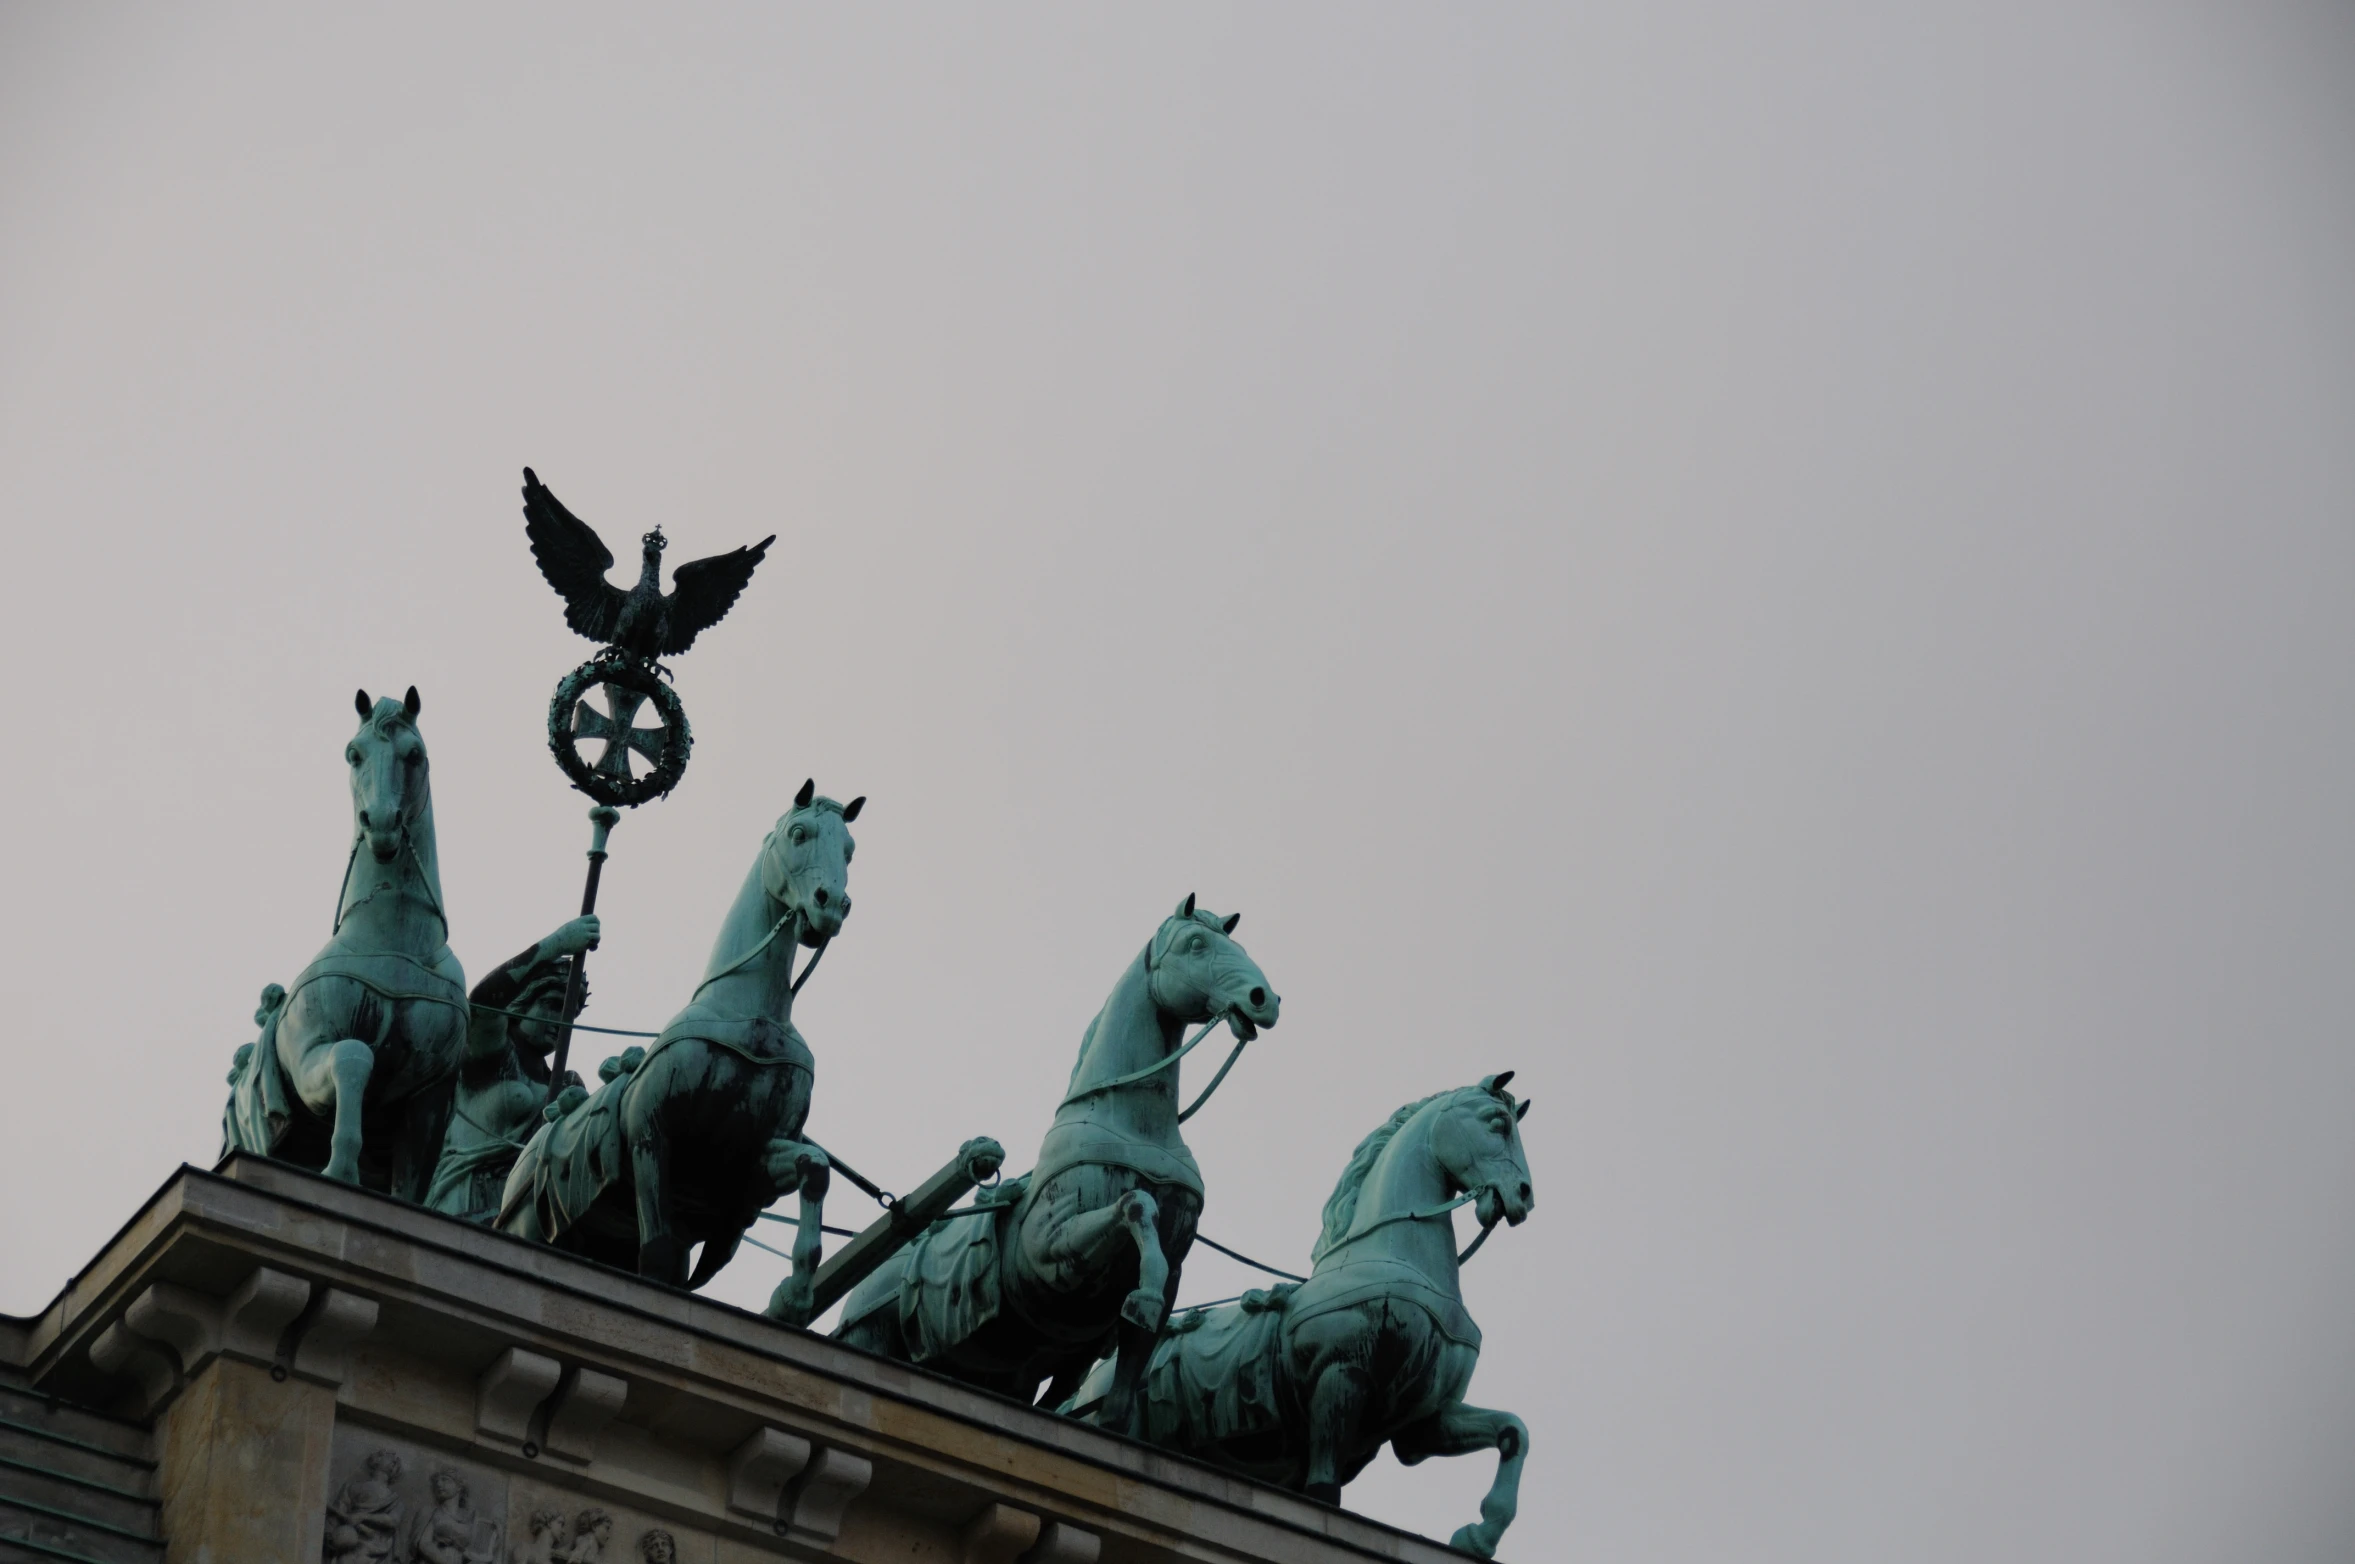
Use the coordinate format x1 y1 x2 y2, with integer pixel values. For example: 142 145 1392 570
5 5 2354 1560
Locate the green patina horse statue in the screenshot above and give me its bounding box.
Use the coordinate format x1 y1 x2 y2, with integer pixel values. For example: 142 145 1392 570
1072 1074 1535 1559
836 895 1282 1429
224 689 468 1197
498 779 859 1321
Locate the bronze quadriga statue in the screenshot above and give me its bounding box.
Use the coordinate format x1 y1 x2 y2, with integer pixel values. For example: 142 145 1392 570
498 780 858 1323
1072 1074 1536 1559
837 896 1281 1431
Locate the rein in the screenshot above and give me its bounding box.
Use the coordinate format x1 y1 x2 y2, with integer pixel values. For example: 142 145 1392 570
688 905 831 1004
1058 1017 1224 1108
1317 1186 1502 1267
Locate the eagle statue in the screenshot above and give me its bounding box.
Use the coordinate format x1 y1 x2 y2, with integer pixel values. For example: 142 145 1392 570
521 466 774 665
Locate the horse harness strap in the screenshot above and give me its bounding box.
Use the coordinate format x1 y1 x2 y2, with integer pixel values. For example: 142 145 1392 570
689 908 806 1002
331 828 447 937
1281 1263 1483 1349
1317 1186 1504 1267
283 953 468 1046
1058 1015 1225 1108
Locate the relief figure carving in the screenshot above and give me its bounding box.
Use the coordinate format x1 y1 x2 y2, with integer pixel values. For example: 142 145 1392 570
408 1466 502 1563
323 1448 405 1562
512 1507 569 1564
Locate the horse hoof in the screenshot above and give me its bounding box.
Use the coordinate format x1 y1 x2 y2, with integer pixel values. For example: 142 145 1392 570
765 1285 812 1328
1305 1482 1342 1507
323 1157 362 1185
1447 1524 1496 1558
1121 1288 1163 1330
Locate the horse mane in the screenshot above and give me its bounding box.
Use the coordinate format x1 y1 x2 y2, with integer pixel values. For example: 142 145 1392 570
1314 1089 1452 1261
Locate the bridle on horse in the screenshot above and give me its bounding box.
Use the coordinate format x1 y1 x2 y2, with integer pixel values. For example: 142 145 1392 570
1055 925 1257 1122
329 820 447 937
1312 1092 1527 1267
1317 1186 1505 1267
683 812 852 1007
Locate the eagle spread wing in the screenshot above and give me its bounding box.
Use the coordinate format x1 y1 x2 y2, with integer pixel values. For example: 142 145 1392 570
664 536 775 654
522 468 626 644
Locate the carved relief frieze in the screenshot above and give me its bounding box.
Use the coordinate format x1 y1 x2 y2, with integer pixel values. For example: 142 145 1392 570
506 1496 704 1564
325 1427 725 1562
323 1439 506 1563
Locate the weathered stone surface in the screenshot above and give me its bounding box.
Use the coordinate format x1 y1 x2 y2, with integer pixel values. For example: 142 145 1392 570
159 1356 338 1562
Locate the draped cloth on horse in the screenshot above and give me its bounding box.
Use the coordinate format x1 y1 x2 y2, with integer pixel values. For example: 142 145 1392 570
223 1007 293 1156
496 1011 810 1244
1133 1287 1296 1446
840 1175 1031 1362
497 1062 632 1242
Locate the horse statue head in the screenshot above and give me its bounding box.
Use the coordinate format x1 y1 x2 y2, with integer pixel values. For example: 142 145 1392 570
1313 1073 1534 1265
347 686 428 866
1145 893 1282 1039
760 777 864 946
1431 1072 1536 1234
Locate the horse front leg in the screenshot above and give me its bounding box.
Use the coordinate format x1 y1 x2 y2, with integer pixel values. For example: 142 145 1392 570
760 1141 829 1326
291 1038 374 1185
1391 1401 1530 1559
1094 1190 1167 1434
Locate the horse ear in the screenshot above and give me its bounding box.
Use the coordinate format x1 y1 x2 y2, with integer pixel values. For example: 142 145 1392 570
1484 1070 1515 1096
1221 912 1241 934
1515 1097 1532 1121
355 689 372 720
841 795 865 822
1178 892 1196 919
402 686 422 720
795 777 815 809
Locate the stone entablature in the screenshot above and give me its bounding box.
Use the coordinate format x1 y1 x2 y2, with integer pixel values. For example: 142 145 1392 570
3 1156 1479 1563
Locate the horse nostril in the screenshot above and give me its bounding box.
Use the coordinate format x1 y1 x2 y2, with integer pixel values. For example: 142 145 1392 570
1518 1183 1531 1205
813 886 829 907
1249 987 1265 1007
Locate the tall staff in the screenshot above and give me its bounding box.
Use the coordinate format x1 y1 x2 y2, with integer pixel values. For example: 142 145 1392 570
518 466 774 1103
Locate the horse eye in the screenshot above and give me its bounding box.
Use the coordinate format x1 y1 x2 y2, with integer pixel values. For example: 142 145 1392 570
346 749 359 765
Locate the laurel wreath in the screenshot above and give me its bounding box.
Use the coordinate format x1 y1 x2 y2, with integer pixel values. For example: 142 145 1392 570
546 654 692 807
